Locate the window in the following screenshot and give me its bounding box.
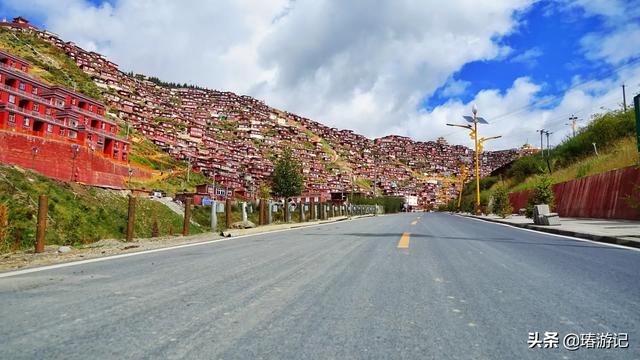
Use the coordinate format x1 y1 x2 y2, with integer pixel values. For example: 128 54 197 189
32 87 38 95
8 94 15 104
23 117 30 128
68 131 77 139
71 98 76 105
57 100 64 107
19 82 25 91
71 120 78 127
101 123 106 130
46 124 53 133
45 107 51 115
33 103 39 112
8 113 15 125
59 128 65 136
89 104 93 111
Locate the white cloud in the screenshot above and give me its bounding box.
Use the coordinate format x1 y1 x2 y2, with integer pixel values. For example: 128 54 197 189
510 47 543 67
581 24 640 65
440 79 471 97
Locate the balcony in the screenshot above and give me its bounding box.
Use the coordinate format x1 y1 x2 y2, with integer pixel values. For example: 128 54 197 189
1 84 62 109
0 101 67 127
64 104 115 125
77 125 129 143
0 62 43 84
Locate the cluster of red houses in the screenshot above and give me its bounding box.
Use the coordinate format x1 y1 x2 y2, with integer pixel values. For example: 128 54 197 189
1 17 532 205
0 49 130 163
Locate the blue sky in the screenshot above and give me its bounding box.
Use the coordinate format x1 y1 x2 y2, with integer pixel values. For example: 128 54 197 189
1 0 639 149
427 1 630 111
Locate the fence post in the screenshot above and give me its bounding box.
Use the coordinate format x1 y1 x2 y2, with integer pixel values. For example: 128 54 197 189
259 199 266 225
211 199 217 230
284 199 289 223
310 197 316 220
267 200 273 224
225 199 232 229
182 197 192 236
124 195 135 242
299 202 305 222
35 194 48 253
241 202 247 223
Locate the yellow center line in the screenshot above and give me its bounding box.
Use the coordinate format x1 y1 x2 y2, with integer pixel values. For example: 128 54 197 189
410 220 418 225
397 232 411 249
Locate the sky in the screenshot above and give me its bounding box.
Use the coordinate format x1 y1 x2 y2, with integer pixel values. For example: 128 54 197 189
1 0 639 150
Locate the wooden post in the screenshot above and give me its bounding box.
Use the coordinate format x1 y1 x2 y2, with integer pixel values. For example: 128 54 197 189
126 195 136 242
35 194 47 253
260 199 266 225
183 197 192 236
225 199 232 229
310 197 316 220
13 230 22 252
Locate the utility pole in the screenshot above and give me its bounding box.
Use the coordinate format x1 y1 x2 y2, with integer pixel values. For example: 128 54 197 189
566 116 578 137
537 129 545 157
622 84 627 112
544 130 553 173
544 130 553 153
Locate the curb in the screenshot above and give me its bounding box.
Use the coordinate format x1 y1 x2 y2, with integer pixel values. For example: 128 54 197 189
461 214 640 249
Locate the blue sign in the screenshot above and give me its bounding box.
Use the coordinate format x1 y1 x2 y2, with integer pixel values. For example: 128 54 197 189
202 197 213 206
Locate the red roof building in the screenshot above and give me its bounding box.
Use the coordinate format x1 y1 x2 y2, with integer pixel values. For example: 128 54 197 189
0 49 130 162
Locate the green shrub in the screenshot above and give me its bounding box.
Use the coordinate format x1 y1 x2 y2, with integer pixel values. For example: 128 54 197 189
525 175 555 218
492 186 513 218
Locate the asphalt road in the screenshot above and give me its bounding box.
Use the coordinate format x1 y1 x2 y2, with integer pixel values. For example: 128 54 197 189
1 213 638 359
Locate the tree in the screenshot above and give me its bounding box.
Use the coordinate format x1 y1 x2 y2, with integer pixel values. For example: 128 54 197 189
271 147 304 199
258 181 272 199
492 186 513 218
525 175 555 218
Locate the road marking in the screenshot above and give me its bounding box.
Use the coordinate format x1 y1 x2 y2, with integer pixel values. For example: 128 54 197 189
411 220 418 225
0 215 382 278
397 232 411 249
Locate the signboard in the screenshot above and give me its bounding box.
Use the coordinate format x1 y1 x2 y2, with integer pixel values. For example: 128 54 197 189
202 197 213 206
635 94 640 153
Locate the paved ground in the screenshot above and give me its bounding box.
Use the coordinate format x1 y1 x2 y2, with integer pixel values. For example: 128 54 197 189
0 213 638 359
467 214 640 246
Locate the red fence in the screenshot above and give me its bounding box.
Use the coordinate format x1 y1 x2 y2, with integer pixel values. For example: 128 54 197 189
509 166 640 220
0 131 151 188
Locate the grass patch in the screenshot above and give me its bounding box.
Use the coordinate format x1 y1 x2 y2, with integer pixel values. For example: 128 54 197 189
0 165 203 253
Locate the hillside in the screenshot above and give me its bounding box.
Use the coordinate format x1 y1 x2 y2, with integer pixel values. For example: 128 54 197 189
452 108 639 212
0 23 520 206
0 165 204 253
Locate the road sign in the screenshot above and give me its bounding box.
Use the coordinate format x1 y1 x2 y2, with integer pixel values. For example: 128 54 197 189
634 94 640 153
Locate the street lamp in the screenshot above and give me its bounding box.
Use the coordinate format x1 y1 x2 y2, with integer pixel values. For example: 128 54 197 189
447 105 501 215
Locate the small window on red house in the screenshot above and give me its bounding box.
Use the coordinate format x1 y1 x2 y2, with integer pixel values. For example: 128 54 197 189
23 117 30 128
32 87 38 95
45 108 51 115
8 114 15 125
59 128 65 136
33 103 39 111
46 124 53 133
69 131 77 139
8 95 15 104
19 82 25 91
